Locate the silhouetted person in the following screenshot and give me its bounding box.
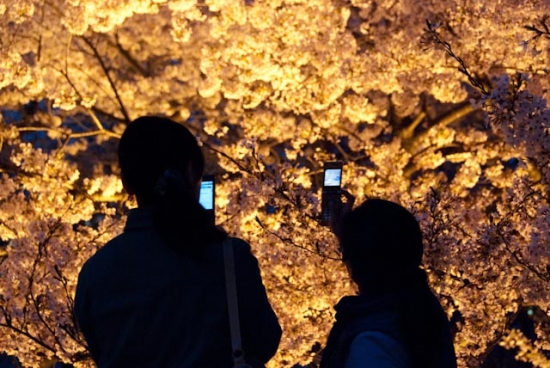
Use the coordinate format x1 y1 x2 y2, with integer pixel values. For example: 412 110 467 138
74 116 281 367
320 198 457 368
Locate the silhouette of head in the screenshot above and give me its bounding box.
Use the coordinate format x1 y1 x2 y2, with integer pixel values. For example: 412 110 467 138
340 199 424 294
118 116 204 205
118 116 224 251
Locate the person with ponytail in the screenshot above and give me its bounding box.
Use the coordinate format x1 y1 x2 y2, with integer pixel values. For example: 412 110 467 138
74 116 281 368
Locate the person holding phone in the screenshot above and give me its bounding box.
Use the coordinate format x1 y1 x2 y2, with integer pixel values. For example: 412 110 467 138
74 116 281 368
321 197 457 368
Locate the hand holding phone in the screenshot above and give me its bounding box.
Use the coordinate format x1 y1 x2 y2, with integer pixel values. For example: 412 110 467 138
330 189 355 240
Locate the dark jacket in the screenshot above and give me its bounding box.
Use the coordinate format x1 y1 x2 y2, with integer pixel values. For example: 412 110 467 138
74 208 281 368
320 273 456 368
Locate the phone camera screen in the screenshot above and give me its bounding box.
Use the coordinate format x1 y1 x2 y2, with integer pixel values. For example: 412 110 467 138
199 181 214 210
324 169 342 187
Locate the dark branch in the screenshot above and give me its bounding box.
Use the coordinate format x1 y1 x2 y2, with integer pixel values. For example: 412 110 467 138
112 33 150 77
80 36 131 124
255 217 341 261
422 20 489 95
524 15 550 44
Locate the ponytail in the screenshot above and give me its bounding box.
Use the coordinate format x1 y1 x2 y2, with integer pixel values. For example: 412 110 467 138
152 168 226 254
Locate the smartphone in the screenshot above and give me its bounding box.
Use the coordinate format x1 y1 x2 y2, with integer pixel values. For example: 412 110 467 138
199 175 215 225
321 162 343 226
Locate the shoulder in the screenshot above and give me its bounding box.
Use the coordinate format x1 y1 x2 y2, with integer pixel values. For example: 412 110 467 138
83 233 125 263
77 232 134 282
346 331 410 368
228 236 252 252
225 237 257 265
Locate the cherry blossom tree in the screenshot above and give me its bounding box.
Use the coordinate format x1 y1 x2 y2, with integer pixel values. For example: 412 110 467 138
0 0 549 367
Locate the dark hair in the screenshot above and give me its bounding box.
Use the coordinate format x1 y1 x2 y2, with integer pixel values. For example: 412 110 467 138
118 116 226 252
340 198 424 293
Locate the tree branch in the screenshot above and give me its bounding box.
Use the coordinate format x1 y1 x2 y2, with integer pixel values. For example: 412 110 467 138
400 111 426 141
27 219 68 354
80 36 131 124
17 126 120 140
255 216 341 261
111 33 149 77
524 15 550 44
422 20 490 95
0 321 57 353
495 191 550 282
403 102 475 155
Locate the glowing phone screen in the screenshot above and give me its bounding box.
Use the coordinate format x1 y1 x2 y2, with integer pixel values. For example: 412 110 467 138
199 181 214 210
323 168 342 187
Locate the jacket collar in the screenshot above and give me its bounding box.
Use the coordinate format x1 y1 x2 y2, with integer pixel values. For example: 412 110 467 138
334 292 402 324
334 270 429 324
124 207 155 231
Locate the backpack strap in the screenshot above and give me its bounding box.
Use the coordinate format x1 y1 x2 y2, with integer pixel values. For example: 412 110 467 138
223 238 249 367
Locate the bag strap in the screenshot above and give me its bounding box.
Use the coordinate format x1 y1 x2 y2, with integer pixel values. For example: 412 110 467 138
223 238 247 366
